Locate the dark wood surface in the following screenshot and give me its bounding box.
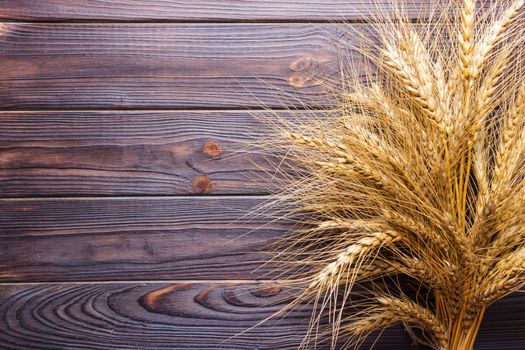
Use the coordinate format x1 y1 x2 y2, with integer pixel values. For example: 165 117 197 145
0 110 281 196
0 1 434 21
0 283 523 350
0 196 289 282
0 23 346 109
0 282 415 350
0 1 523 349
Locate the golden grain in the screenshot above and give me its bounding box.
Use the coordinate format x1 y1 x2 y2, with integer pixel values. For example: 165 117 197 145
261 1 525 349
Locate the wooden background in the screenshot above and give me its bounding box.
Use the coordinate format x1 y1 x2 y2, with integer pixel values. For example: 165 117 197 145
1 1 524 349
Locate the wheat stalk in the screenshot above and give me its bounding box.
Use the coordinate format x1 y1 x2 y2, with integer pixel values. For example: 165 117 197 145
260 1 525 349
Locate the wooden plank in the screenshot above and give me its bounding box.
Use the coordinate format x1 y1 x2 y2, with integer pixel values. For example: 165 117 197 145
0 1 435 21
0 197 291 282
0 110 282 196
0 282 524 350
0 282 413 350
0 23 352 109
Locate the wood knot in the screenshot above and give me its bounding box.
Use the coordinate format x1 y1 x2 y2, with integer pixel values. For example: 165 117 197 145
251 284 282 298
203 141 222 158
287 75 308 89
192 175 213 194
290 56 313 72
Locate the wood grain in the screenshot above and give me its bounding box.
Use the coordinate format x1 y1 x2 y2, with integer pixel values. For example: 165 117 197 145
0 196 291 282
1 282 524 350
0 281 414 350
0 23 354 109
0 110 282 196
0 1 435 21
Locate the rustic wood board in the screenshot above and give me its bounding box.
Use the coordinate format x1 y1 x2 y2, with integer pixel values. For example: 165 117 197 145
0 282 523 350
0 23 356 109
0 282 410 350
0 1 435 21
0 110 289 196
0 196 292 282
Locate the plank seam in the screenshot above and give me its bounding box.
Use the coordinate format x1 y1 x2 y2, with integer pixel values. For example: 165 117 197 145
0 18 433 24
0 106 333 113
0 194 273 200
0 279 285 286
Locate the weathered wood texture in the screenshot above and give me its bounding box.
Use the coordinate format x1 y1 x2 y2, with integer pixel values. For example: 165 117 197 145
0 23 351 109
0 281 417 350
1 1 524 349
0 1 435 21
0 197 290 282
0 110 281 196
0 282 524 350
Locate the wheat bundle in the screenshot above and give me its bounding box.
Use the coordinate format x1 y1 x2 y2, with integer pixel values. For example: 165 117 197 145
262 1 525 349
